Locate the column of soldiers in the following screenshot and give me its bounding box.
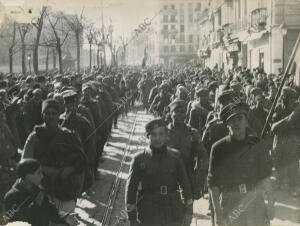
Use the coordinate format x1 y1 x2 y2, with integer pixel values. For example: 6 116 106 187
127 66 300 226
0 68 140 225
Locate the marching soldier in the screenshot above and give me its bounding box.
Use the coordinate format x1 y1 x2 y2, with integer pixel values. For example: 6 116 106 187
60 89 97 190
208 102 274 226
167 99 208 226
248 87 268 136
188 88 213 133
271 87 300 196
22 99 88 214
126 118 193 226
149 83 171 118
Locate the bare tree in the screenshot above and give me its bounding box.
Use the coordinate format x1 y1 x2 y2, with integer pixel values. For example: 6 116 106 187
85 22 95 70
119 36 129 66
8 22 18 73
32 6 47 75
94 29 105 68
46 12 70 73
17 23 32 74
63 9 85 73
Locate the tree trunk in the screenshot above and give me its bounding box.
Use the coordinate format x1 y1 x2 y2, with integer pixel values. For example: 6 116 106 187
57 38 63 74
46 47 49 72
89 43 92 70
33 38 39 74
9 47 13 73
97 48 100 68
76 33 80 73
21 40 26 74
52 48 56 69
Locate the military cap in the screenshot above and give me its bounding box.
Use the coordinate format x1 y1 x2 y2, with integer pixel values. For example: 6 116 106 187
195 87 209 96
177 85 188 94
61 89 78 104
168 99 186 112
230 80 242 89
61 77 70 86
25 76 34 83
281 86 297 99
145 118 166 136
159 83 169 90
154 76 162 81
32 88 42 95
220 102 249 122
42 99 60 114
0 80 8 89
250 87 263 96
208 81 218 90
36 75 46 83
54 74 63 80
218 89 234 105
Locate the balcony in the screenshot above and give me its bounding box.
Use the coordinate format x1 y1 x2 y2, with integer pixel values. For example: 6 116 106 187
162 8 178 16
251 8 267 31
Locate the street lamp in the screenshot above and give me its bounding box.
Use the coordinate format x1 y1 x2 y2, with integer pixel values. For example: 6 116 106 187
27 53 31 73
280 22 288 72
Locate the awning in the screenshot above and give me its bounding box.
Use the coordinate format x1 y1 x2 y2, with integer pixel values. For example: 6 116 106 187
247 30 269 41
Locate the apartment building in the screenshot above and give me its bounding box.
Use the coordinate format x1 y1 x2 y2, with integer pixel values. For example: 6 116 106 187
196 0 300 74
148 0 202 66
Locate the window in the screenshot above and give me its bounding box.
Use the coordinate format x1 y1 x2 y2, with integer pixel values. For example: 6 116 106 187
189 45 194 51
189 14 193 23
189 34 193 43
197 3 201 10
180 25 185 32
171 24 176 30
170 15 176 22
179 34 185 42
171 4 175 9
188 3 193 12
259 52 264 70
163 35 168 43
171 45 176 52
164 45 169 52
163 15 168 22
163 25 168 30
180 45 185 52
163 5 168 10
218 9 221 26
180 15 184 23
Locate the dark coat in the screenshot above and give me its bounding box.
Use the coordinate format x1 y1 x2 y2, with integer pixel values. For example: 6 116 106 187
126 146 192 225
22 125 88 201
4 180 67 226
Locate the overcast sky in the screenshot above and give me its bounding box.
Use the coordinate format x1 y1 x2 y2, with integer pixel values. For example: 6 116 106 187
0 0 160 39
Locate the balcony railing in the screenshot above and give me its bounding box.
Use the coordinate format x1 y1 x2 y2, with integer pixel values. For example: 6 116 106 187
251 8 267 30
162 8 178 15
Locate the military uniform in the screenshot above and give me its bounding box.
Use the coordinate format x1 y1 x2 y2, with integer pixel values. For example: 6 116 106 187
208 103 272 226
167 100 208 225
126 146 192 226
271 87 300 192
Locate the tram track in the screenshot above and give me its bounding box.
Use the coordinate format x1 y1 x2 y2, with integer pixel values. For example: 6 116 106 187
101 110 139 226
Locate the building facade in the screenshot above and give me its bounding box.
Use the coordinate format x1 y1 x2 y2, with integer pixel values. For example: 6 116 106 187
196 0 300 74
148 0 203 66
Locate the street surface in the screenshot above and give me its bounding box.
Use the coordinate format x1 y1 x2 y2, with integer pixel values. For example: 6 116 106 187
74 107 300 226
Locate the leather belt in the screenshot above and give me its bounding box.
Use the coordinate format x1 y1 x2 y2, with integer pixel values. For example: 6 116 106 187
141 186 177 195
